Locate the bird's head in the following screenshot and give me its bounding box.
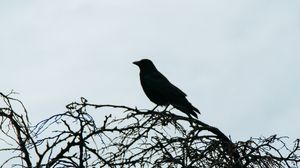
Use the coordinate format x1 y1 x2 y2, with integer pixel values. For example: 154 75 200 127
133 59 157 72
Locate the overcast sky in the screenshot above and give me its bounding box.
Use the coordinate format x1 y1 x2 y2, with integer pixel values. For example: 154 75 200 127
1 1 300 143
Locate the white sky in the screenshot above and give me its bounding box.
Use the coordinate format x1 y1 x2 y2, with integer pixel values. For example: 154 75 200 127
1 1 300 143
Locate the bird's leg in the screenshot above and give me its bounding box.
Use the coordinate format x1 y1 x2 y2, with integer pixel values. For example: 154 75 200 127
162 105 169 112
151 105 159 111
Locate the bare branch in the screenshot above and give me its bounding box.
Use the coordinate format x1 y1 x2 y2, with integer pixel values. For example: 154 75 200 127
0 93 299 167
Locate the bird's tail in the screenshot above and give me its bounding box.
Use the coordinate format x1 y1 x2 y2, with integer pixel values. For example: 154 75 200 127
192 105 201 114
189 106 200 119
172 102 200 119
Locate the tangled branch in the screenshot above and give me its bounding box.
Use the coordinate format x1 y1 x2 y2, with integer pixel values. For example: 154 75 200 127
0 92 299 167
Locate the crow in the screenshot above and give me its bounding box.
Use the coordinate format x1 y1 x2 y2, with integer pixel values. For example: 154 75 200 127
133 59 200 118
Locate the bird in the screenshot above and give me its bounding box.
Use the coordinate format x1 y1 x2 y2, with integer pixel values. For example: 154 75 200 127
133 59 200 118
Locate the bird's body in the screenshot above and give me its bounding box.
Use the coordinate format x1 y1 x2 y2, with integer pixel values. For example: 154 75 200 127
133 59 200 118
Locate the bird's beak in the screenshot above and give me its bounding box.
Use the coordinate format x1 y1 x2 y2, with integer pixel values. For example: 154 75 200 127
133 61 139 66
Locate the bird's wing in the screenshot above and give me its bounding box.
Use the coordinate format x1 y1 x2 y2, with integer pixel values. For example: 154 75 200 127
143 71 187 98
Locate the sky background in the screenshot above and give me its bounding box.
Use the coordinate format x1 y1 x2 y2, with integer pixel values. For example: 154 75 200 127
1 0 300 144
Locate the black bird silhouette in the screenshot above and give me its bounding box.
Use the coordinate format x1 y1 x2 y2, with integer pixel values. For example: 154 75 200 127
133 59 200 118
